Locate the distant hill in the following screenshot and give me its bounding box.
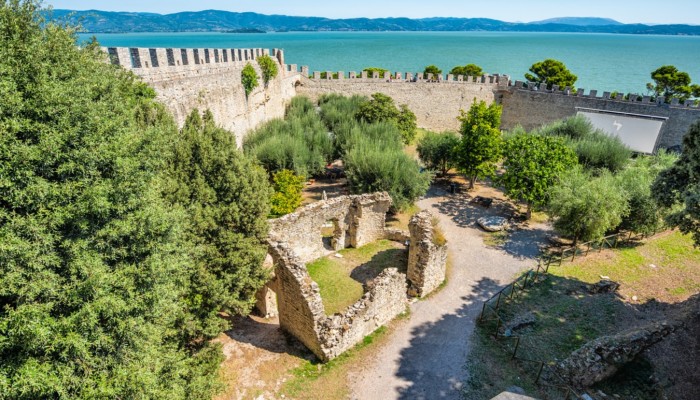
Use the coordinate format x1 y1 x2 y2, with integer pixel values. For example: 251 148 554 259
47 9 700 36
530 17 623 26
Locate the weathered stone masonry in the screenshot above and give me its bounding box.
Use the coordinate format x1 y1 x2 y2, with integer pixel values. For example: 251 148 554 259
104 47 300 146
262 193 448 361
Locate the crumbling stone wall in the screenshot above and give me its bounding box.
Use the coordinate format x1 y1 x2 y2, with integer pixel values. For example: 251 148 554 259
268 192 392 264
260 193 447 361
407 211 448 297
267 240 407 362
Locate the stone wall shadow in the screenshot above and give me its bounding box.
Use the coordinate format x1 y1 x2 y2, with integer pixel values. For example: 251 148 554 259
223 315 312 359
350 247 408 287
393 277 504 399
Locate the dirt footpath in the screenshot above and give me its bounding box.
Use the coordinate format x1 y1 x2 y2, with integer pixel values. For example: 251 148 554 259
349 185 552 400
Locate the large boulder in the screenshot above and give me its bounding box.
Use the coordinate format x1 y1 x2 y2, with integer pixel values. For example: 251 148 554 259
545 322 675 389
478 216 508 232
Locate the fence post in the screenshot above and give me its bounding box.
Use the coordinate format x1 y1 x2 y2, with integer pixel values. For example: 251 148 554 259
511 336 521 360
494 318 501 338
535 362 545 383
495 291 502 312
478 301 487 322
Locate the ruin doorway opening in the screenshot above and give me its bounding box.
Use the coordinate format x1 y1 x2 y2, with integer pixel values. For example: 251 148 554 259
322 219 342 252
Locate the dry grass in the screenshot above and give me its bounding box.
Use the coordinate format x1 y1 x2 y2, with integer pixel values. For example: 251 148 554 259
386 203 420 231
431 216 447 246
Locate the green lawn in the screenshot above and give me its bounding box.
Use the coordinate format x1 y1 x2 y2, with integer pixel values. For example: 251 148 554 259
306 240 407 315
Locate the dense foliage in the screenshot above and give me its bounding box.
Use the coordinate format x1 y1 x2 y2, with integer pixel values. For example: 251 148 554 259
646 65 700 103
256 54 279 87
241 62 259 97
363 67 389 77
165 109 272 337
454 100 503 189
538 115 631 173
548 168 629 245
423 64 442 79
356 92 417 144
500 133 578 218
525 58 578 90
269 169 305 217
244 96 334 177
449 63 484 80
0 1 242 397
417 131 459 176
652 121 700 245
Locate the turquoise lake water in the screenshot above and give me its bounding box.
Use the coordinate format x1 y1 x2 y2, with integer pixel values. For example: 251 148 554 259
81 31 700 94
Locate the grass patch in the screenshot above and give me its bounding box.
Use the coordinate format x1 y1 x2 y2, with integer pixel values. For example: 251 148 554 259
472 230 700 398
431 216 447 246
306 240 408 314
482 230 509 248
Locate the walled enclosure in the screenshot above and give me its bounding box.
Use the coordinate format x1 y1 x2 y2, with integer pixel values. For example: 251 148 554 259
262 193 447 361
104 47 300 146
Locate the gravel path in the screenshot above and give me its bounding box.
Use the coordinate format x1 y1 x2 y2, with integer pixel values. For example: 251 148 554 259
349 186 551 400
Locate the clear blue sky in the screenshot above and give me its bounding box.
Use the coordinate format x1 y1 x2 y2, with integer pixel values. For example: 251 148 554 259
47 0 700 25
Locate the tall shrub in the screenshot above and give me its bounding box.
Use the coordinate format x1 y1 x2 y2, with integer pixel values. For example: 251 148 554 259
417 131 459 176
256 54 278 87
269 169 305 217
0 1 221 397
241 62 259 97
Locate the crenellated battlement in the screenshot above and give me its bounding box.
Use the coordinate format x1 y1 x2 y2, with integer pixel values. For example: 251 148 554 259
103 46 287 73
300 67 509 87
509 80 700 109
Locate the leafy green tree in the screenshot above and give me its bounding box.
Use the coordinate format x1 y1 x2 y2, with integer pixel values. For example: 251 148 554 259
417 131 459 176
256 54 279 87
270 169 305 217
423 64 442 79
363 67 388 77
525 58 577 89
652 121 700 245
646 65 700 103
0 1 221 397
241 62 259 97
345 140 431 211
616 152 678 235
454 100 503 189
548 168 629 245
165 109 272 337
356 92 417 144
500 133 578 218
449 63 484 80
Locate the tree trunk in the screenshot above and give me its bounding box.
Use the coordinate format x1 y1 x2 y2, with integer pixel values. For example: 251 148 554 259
469 175 476 190
526 203 532 220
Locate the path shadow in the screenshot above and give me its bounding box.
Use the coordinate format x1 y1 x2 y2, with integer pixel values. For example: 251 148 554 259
494 226 552 260
393 277 504 400
350 247 408 287
223 315 311 358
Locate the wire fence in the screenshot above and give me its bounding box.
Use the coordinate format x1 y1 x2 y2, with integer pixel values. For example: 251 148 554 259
476 229 662 399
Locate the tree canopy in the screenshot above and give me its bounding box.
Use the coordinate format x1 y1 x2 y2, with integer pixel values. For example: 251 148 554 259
256 54 278 87
652 121 700 245
500 133 578 218
454 100 503 189
525 58 578 89
423 64 442 79
0 1 273 396
417 131 459 176
646 65 700 103
356 92 417 144
449 63 484 80
548 168 629 245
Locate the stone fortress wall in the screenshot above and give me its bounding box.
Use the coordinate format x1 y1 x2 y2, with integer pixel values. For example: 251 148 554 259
500 81 700 150
262 193 448 361
296 69 506 132
298 70 700 150
103 47 300 146
105 47 700 150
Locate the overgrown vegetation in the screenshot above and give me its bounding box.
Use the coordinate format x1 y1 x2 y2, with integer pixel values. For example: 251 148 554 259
525 58 577 89
0 1 272 396
646 65 700 103
269 169 305 217
241 62 259 97
423 64 442 79
247 93 429 211
256 54 278 87
449 63 484 80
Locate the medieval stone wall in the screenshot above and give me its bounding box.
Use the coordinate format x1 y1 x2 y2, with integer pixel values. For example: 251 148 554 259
501 82 700 150
296 71 506 132
268 192 392 264
407 211 448 297
103 47 300 146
